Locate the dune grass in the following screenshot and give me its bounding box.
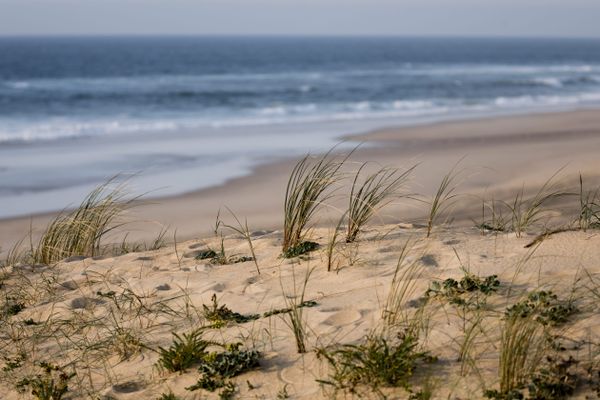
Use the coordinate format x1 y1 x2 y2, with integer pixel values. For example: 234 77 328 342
346 163 415 243
425 162 462 238
577 174 600 231
32 179 134 265
279 265 314 353
383 240 425 328
282 147 351 256
504 171 568 237
496 314 547 396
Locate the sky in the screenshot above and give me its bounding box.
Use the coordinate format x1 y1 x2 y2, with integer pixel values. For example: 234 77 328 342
0 0 599 38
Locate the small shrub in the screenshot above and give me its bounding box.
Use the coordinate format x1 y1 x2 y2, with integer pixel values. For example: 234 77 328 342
505 291 577 326
157 392 181 400
426 274 500 310
186 343 261 392
16 362 75 400
203 294 259 326
195 249 217 260
527 356 578 399
282 241 319 258
157 328 213 373
316 331 435 395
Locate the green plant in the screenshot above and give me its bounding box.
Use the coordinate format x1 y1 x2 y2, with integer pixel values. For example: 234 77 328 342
477 197 508 233
383 240 425 328
527 356 578 399
203 294 259 326
221 206 261 274
577 174 600 231
282 240 319 259
33 178 134 265
195 249 217 260
316 330 435 395
505 291 577 326
186 343 260 392
262 300 317 318
16 362 75 400
346 164 414 243
282 147 350 255
157 328 213 373
426 274 500 309
425 161 462 238
276 384 290 399
279 266 314 353
496 315 547 396
157 391 181 400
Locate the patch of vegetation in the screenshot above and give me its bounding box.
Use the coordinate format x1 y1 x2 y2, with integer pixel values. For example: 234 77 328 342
262 300 317 318
505 291 577 326
346 164 414 243
484 355 578 400
16 362 75 400
157 328 214 373
426 274 500 309
2 298 26 317
33 178 135 265
316 331 436 395
527 356 578 399
3 353 26 372
157 392 181 400
202 239 254 265
203 294 259 326
195 249 217 260
282 240 319 258
282 148 349 255
186 343 261 392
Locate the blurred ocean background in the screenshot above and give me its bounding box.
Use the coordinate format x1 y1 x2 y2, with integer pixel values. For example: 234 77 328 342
2 36 600 217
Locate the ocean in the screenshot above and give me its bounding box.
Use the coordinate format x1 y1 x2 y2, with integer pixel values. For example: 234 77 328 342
2 36 600 217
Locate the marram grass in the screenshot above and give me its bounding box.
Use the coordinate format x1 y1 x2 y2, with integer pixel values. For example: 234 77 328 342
33 178 134 265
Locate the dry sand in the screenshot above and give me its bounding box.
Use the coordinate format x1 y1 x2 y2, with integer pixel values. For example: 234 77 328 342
2 109 600 399
1 225 600 399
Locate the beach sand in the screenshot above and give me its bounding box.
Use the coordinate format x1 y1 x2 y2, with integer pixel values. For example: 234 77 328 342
2 109 600 399
2 109 600 251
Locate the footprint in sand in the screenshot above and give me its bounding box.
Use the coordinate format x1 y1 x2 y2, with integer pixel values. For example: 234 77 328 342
322 308 362 326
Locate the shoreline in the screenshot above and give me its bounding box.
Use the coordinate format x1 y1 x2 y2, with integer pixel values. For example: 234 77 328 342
2 107 600 251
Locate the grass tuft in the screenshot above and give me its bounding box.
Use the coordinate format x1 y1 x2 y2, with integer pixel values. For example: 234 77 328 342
282 147 350 255
157 328 214 373
346 163 415 243
425 161 462 238
316 330 435 395
33 178 134 265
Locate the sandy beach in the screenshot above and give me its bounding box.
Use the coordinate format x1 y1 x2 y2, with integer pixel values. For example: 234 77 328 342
2 109 600 251
2 109 600 399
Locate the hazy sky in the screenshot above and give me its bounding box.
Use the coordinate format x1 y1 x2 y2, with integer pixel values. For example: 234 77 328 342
0 0 598 38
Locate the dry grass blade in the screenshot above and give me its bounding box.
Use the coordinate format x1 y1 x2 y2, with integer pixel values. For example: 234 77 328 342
504 169 569 237
383 240 425 329
34 177 136 265
346 163 415 243
279 265 314 353
426 161 462 238
498 314 547 394
282 146 352 254
222 206 260 274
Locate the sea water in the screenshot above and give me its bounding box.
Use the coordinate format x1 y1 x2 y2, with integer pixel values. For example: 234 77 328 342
1 36 600 217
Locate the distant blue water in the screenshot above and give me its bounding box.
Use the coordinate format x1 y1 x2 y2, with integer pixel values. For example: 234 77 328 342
1 36 600 217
